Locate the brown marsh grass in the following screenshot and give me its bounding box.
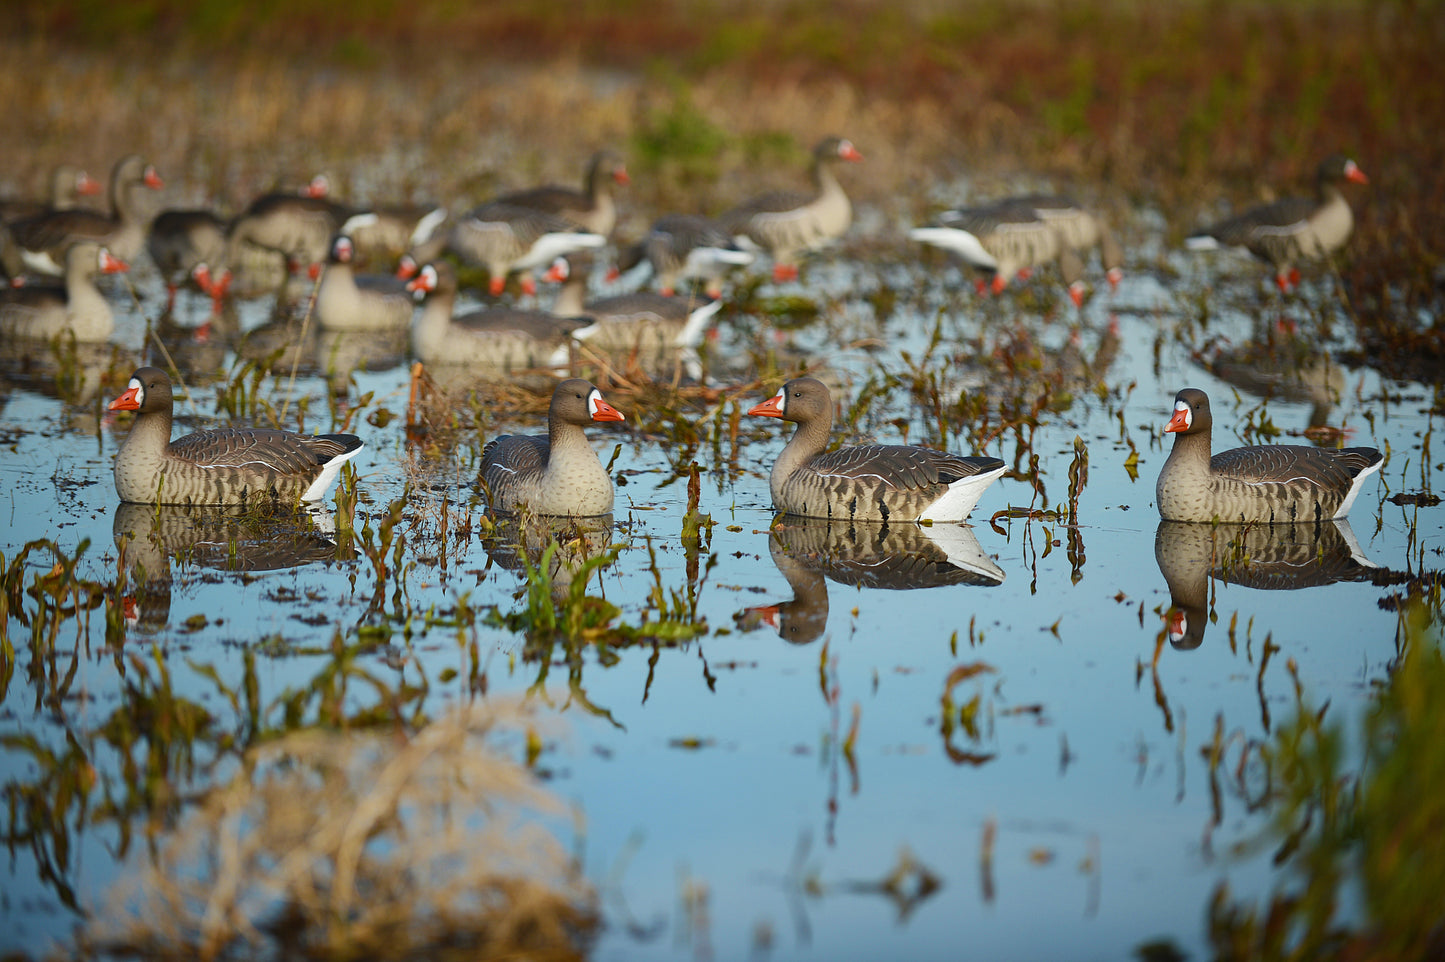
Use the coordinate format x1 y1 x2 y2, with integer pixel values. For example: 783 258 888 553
2 1 1441 343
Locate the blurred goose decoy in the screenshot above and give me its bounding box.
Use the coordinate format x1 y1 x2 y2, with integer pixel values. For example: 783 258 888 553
910 200 1085 302
549 253 722 376
406 260 593 368
1156 387 1382 523
614 213 754 297
108 367 363 505
348 202 449 267
315 235 415 331
0 163 104 223
1185 154 1369 292
479 377 625 516
720 136 861 282
748 377 1006 522
491 149 629 237
1155 518 1378 649
1012 194 1124 294
429 200 606 296
147 208 229 312
0 241 128 342
224 184 365 284
8 155 163 274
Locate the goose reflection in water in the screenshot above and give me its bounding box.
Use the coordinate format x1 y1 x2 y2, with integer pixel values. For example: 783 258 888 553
738 519 1005 645
1154 518 1379 650
112 502 349 634
481 513 616 604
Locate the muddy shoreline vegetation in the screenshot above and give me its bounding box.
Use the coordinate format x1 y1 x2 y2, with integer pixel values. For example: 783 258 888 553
4 2 1445 959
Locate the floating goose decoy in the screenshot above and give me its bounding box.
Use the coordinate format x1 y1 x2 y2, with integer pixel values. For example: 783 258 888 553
479 378 624 516
108 367 363 505
720 136 861 282
406 260 593 368
224 184 365 284
549 252 722 376
910 200 1084 301
1185 155 1369 291
0 163 104 223
315 234 415 331
614 213 754 297
1155 518 1378 649
8 155 163 274
748 377 1006 522
1156 387 1382 523
0 240 128 342
431 201 606 296
491 149 629 237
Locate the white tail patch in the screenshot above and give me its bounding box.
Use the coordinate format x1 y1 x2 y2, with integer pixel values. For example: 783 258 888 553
909 227 998 270
340 212 380 234
674 298 724 348
302 443 364 502
409 207 449 246
1331 457 1383 519
1184 234 1220 251
919 463 1006 522
522 232 606 269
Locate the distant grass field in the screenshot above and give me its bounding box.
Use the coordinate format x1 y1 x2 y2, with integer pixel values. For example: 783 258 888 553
5 0 1442 344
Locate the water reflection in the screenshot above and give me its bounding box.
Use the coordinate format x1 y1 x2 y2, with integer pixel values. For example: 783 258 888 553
1196 320 1345 429
482 512 617 603
113 502 347 633
739 519 1005 644
1154 519 1378 649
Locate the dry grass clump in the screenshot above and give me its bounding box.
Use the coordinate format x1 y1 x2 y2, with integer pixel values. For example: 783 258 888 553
76 702 596 962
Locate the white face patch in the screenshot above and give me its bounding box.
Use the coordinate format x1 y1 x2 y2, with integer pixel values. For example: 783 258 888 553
774 387 787 413
588 390 603 417
129 376 145 405
1173 399 1192 429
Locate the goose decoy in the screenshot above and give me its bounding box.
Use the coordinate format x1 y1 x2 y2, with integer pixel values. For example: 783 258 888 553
548 253 722 375
613 213 754 297
224 186 364 284
0 241 128 342
315 235 415 331
1156 387 1382 523
910 200 1085 302
1012 194 1124 294
405 260 593 368
720 136 861 282
748 377 1006 522
147 208 229 312
108 367 363 505
1185 154 1369 292
479 378 624 516
429 201 606 296
491 149 629 237
8 155 163 274
0 164 104 223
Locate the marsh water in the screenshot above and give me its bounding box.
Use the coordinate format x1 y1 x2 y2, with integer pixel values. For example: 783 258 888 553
2 216 1438 960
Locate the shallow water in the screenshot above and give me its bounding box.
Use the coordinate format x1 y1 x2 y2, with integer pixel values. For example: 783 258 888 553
1 232 1439 960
